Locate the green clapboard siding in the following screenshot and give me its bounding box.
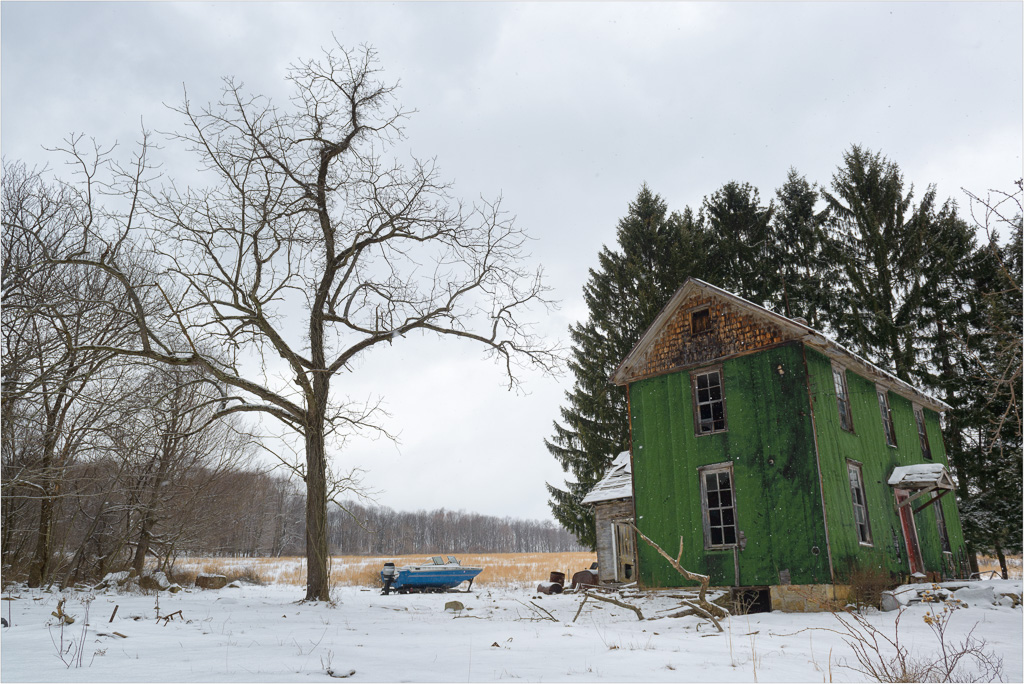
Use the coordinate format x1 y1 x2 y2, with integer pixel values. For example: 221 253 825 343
803 348 967 580
629 341 831 589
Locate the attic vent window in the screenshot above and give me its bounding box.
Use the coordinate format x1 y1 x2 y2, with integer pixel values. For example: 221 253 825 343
691 308 711 335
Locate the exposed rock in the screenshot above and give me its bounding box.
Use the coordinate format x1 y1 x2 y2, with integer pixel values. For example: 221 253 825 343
952 585 995 607
139 572 172 591
95 570 137 590
195 573 229 590
880 591 900 612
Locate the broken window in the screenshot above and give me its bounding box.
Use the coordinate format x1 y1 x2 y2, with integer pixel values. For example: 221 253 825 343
877 388 897 447
914 406 932 460
700 464 737 548
847 461 872 545
690 307 711 335
833 365 854 432
933 492 951 553
692 368 727 434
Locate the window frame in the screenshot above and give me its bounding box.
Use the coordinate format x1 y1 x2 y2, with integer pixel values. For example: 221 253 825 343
698 462 738 550
876 386 897 448
914 405 932 461
847 460 873 546
932 492 951 553
832 364 854 432
691 366 728 435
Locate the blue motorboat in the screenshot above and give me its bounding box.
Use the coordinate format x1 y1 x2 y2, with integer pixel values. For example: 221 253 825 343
380 556 483 594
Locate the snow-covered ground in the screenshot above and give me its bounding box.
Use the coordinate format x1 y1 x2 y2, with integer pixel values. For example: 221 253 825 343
1 579 1020 682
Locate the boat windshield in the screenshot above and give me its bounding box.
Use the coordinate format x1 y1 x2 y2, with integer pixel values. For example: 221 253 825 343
447 556 460 565
431 556 444 565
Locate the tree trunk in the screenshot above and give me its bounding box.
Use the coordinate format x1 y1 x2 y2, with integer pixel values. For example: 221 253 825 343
936 320 980 576
27 494 54 587
132 513 155 577
996 545 1008 580
304 388 331 601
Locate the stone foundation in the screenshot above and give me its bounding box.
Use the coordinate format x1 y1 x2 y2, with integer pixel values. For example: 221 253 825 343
769 584 850 612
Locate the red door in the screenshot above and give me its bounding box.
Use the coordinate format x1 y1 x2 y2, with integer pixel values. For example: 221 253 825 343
895 488 924 575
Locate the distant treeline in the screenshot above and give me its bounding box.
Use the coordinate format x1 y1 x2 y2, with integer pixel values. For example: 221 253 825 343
193 476 584 558
326 502 584 556
2 451 580 586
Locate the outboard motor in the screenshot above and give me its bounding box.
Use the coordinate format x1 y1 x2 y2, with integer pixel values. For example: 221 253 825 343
381 562 397 595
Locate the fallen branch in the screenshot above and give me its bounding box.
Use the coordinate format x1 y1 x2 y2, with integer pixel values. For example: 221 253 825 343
572 593 589 623
529 601 557 622
582 590 645 621
514 600 557 622
629 523 728 631
156 610 183 626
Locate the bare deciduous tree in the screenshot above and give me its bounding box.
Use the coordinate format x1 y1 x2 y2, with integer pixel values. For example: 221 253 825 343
62 44 557 600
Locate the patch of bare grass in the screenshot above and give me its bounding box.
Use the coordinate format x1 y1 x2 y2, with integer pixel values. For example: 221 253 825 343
176 552 596 588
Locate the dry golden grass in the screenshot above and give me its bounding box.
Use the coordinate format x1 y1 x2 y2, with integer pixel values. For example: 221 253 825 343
977 554 1022 579
173 552 596 588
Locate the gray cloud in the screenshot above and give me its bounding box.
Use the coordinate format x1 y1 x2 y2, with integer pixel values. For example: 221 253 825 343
2 1 1020 522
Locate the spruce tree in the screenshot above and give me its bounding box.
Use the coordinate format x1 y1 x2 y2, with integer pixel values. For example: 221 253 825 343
821 145 955 383
701 181 776 307
822 146 1017 574
546 186 702 548
956 208 1022 577
771 169 834 329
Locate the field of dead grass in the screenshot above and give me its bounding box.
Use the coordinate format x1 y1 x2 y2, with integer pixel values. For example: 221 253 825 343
172 552 597 589
171 552 1021 588
978 554 1023 579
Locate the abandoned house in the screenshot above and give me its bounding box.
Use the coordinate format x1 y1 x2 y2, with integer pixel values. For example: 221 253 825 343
597 277 968 611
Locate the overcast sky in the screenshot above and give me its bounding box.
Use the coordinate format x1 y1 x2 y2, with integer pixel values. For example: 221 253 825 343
2 2 1022 526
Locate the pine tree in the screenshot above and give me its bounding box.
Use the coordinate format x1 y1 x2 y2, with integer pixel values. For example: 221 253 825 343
546 186 703 548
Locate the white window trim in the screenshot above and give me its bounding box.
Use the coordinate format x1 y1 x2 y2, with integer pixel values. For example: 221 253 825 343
698 462 738 550
876 385 897 448
692 366 728 436
832 363 854 432
913 403 932 461
847 459 873 547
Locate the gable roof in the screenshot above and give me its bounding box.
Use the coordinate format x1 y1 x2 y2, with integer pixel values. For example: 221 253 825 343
610 278 949 413
581 452 633 504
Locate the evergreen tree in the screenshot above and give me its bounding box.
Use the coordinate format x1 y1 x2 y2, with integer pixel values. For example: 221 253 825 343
701 181 776 307
771 169 834 329
546 186 703 548
956 200 1022 578
821 145 957 383
822 147 1017 575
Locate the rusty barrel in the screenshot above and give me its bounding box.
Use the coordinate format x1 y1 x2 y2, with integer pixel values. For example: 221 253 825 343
549 571 566 586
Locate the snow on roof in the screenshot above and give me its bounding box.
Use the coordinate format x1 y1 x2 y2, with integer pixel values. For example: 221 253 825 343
581 451 633 504
887 463 953 488
611 278 950 412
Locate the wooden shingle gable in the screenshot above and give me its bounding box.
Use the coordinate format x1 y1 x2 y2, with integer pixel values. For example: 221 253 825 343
611 279 794 385
611 278 949 414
